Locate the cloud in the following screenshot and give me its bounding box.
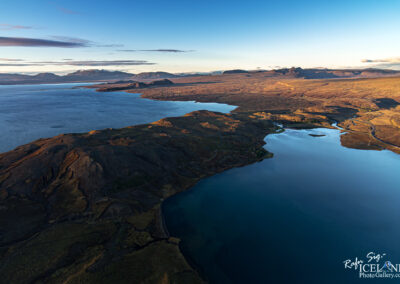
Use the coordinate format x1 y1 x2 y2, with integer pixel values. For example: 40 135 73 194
0 63 33 66
118 49 194 53
362 57 400 63
366 63 400 70
0 36 88 47
58 7 79 15
0 59 155 67
58 60 154 66
0 24 33 30
97 44 124 48
0 35 122 49
50 36 91 45
0 58 25 62
361 57 400 70
50 36 123 48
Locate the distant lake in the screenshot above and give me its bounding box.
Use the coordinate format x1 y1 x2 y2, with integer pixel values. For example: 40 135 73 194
164 127 400 284
0 83 235 153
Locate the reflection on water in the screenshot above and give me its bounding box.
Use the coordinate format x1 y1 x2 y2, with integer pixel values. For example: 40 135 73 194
164 127 400 284
0 83 235 153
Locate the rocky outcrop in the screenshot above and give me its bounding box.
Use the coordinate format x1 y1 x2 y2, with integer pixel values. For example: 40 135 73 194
222 69 249 75
95 79 174 92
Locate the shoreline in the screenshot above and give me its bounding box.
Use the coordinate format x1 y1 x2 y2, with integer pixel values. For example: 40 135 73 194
160 124 400 283
158 141 275 281
85 83 400 280
91 78 400 154
0 83 236 154
0 106 278 282
1 76 399 282
0 83 275 282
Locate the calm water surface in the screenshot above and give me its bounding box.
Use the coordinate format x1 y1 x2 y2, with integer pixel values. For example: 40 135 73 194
164 127 400 284
0 83 235 153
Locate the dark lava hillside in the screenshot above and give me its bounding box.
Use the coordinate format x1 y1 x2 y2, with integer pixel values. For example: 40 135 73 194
0 111 278 283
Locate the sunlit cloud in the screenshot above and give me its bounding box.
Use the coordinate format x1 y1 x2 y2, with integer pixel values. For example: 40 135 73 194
0 24 33 30
0 36 123 49
0 36 88 47
49 36 122 48
361 57 400 70
56 60 154 66
0 58 25 62
0 59 155 67
0 63 33 66
118 49 194 53
362 57 400 63
360 57 400 70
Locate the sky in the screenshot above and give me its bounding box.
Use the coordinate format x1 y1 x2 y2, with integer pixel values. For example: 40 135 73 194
1 0 400 74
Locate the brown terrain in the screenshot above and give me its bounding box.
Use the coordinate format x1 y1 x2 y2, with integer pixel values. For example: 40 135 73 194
1 71 400 283
0 110 280 283
114 72 400 153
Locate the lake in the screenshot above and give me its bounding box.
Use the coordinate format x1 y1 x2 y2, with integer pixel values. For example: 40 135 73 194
163 127 400 283
2 83 399 283
0 83 235 153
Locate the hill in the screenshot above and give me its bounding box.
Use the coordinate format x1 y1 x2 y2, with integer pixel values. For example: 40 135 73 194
0 111 275 283
222 69 249 75
0 69 133 85
1 67 400 85
65 69 132 81
132 72 181 80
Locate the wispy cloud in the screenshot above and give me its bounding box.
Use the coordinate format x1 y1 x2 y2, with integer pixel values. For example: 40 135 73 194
49 36 123 48
97 44 124 48
50 36 91 45
0 59 155 67
0 24 33 30
361 57 400 70
0 36 88 47
58 7 79 15
118 49 194 53
56 60 154 66
0 58 25 62
0 36 122 49
0 63 33 66
362 57 400 63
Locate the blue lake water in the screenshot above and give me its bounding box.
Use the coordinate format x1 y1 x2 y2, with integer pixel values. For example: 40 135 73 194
164 127 400 283
0 83 235 153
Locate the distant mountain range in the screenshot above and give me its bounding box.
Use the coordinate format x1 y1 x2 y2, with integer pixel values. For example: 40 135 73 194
223 67 400 79
0 70 133 85
0 70 182 85
1 68 400 85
